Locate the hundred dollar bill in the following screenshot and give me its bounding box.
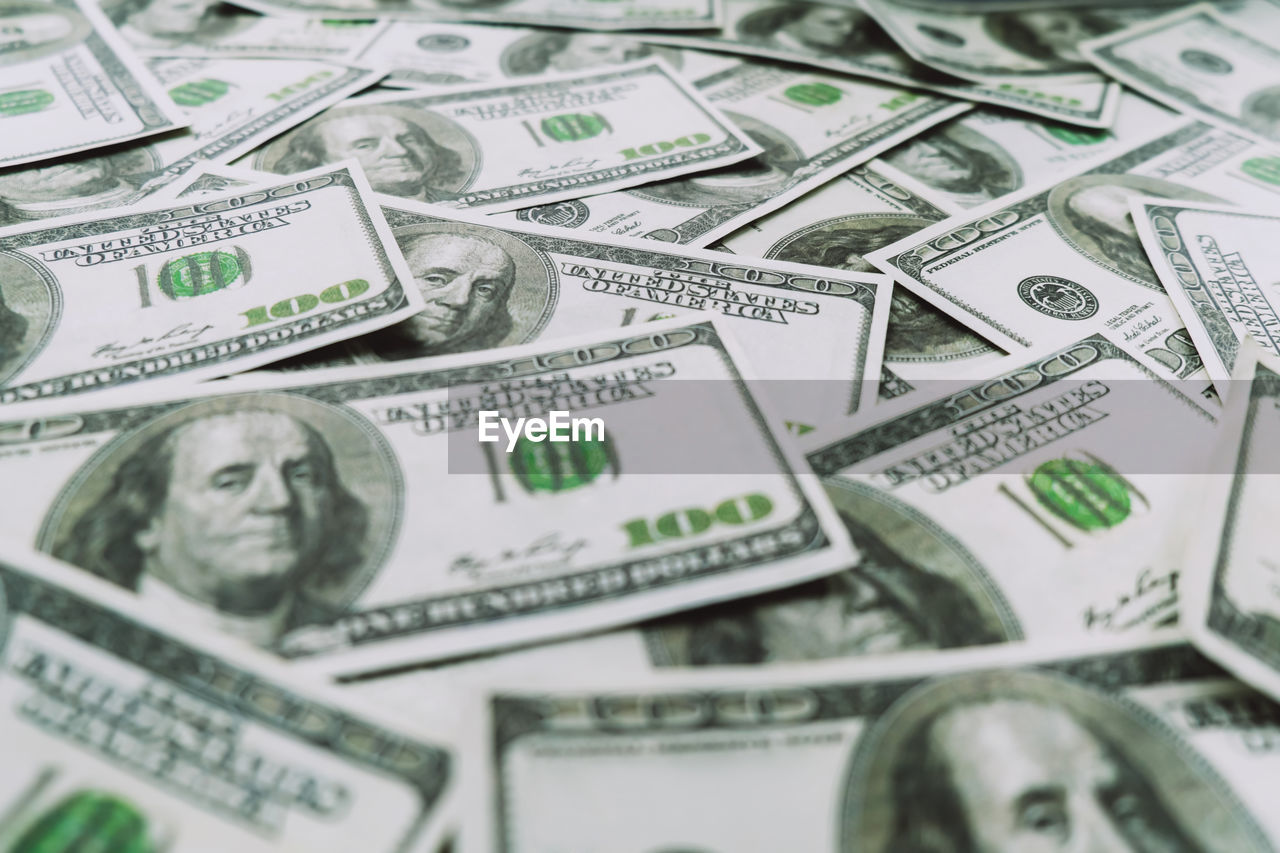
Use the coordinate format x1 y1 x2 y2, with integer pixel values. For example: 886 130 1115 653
1184 342 1280 703
156 164 892 426
1132 198 1280 398
240 60 764 213
1082 4 1280 148
467 636 1280 852
875 92 1177 211
0 541 455 852
103 0 387 60
644 0 1123 127
867 121 1280 381
490 63 969 247
364 335 1212 712
0 0 188 169
857 0 1161 84
313 194 893 427
797 334 1215 648
0 317 857 675
718 164 1004 383
224 0 722 30
0 163 427 403
0 56 382 227
350 21 734 90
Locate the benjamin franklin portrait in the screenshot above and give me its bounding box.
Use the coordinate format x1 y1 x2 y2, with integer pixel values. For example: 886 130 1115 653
883 122 1023 208
499 32 681 76
1242 85 1280 144
628 114 803 208
735 2 897 60
0 285 29 381
0 1 92 67
255 105 480 203
983 11 1118 72
1046 174 1222 285
0 253 55 384
841 669 1267 852
766 214 995 363
0 149 158 226
643 481 1016 665
103 0 249 48
349 223 555 362
41 394 400 649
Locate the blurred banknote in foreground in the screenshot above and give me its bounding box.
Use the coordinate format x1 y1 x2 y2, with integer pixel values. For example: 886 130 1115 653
0 541 456 852
0 0 187 168
1185 342 1280 704
468 637 1280 851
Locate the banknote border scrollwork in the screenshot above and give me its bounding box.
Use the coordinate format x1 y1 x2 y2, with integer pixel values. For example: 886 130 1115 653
0 559 452 841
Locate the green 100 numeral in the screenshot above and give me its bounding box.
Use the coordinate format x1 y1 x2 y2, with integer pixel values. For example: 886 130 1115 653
134 247 251 307
240 279 369 327
622 493 773 548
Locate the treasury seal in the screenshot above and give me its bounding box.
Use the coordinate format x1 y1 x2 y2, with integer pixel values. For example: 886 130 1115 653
1017 275 1098 321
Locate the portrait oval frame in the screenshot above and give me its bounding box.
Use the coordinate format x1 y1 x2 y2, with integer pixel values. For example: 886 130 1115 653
498 31 683 77
1045 173 1223 285
642 480 1019 666
767 212 937 274
627 112 803 209
100 0 256 46
0 148 163 227
36 391 404 613
734 2 882 57
839 667 1271 853
981 10 1101 72
885 122 1023 201
388 219 558 352
765 213 995 363
0 251 60 387
0 1 92 68
252 103 483 197
1242 84 1280 143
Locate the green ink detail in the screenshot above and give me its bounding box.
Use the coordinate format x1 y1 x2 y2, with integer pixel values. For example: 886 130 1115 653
320 18 373 24
784 82 842 106
0 89 54 117
1045 125 1109 145
509 433 614 492
10 791 153 853
785 421 815 436
879 92 920 111
621 517 655 548
158 248 247 299
657 507 711 538
168 78 231 107
541 113 611 142
714 493 772 525
1028 458 1131 531
1242 156 1280 185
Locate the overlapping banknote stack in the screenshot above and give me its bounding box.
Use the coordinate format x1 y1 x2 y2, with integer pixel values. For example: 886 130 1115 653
4 0 1280 847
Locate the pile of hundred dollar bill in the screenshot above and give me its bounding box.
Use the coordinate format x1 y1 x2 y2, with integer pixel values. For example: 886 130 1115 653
3 0 1280 847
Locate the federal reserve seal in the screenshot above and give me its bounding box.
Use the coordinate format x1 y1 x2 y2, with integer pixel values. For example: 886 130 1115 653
516 200 589 228
416 33 469 51
1017 276 1098 320
1180 49 1232 74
